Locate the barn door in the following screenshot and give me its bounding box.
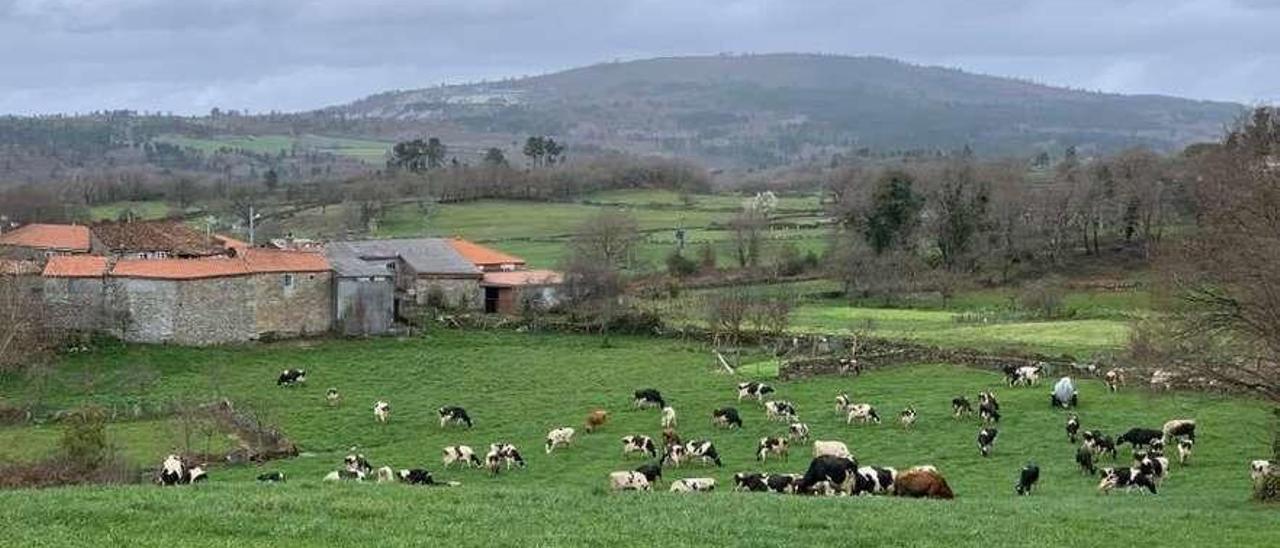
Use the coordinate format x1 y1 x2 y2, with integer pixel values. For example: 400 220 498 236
484 287 500 314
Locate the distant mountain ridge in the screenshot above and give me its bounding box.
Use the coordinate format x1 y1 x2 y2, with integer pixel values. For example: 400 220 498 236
329 53 1243 166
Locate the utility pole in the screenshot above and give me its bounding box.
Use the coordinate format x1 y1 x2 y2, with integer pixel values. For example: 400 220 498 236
248 205 256 246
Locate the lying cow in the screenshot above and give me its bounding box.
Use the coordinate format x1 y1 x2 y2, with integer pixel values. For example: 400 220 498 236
437 406 473 428
397 468 457 486
851 466 896 496
788 422 811 441
737 381 774 402
609 470 652 492
585 409 610 433
845 403 880 425
685 440 723 467
765 400 798 422
1098 466 1158 494
375 466 396 483
894 469 954 499
1066 414 1081 444
256 471 286 483
951 396 973 419
442 445 482 468
545 427 575 454
344 453 372 475
670 477 716 493
277 368 306 387
796 454 858 495
733 472 770 492
323 470 365 482
756 436 789 462
622 435 658 459
766 473 803 493
1015 462 1040 495
977 427 998 457
712 407 743 429
812 440 852 460
633 388 666 410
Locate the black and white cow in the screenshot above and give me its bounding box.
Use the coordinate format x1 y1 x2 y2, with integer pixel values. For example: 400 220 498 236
661 443 688 467
1098 466 1158 494
670 477 716 493
977 427 999 457
1015 462 1040 495
978 390 1000 411
733 472 770 492
373 400 391 423
835 392 853 414
1162 419 1197 443
979 401 1001 424
788 422 811 441
1251 460 1273 483
1116 428 1164 451
344 453 372 475
325 388 341 406
485 443 526 473
845 403 880 425
545 427 576 454
257 471 286 483
795 454 858 495
764 400 798 422
951 396 973 418
737 382 774 402
898 407 917 429
437 406 473 428
633 389 666 410
851 466 896 495
277 368 306 387
712 407 743 429
442 445 482 468
1083 431 1118 459
1050 377 1078 409
622 435 658 459
1059 414 1080 445
323 470 366 482
765 473 803 493
685 440 723 467
158 454 206 486
1135 452 1170 487
756 436 789 462
397 469 436 485
634 462 663 485
1176 438 1195 465
1076 445 1097 475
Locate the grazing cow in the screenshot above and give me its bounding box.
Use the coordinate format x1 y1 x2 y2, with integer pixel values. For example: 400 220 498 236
835 392 852 414
670 478 716 493
344 453 372 475
737 382 774 402
851 466 896 496
893 469 954 499
1066 414 1081 444
633 389 666 410
1002 365 1020 386
1084 432 1118 460
545 427 576 454
898 407 917 429
585 409 609 433
375 466 396 484
661 443 688 467
485 443 526 473
634 462 663 485
442 445 482 468
952 397 973 418
437 406 472 428
1250 460 1273 482
788 422 811 441
1050 377 1078 409
812 440 852 460
1136 452 1170 487
733 472 770 492
845 404 881 425
979 401 1001 424
765 400 798 422
796 455 858 495
685 440 723 467
1116 428 1164 450
325 388 341 407
1015 462 1040 495
660 406 677 429
1076 446 1097 475
1162 419 1197 443
373 400 390 423
323 470 366 482
1105 369 1125 392
608 471 652 492
1150 369 1174 391
1098 467 1158 494
977 427 999 457
1176 438 1195 465
756 437 789 462
621 435 658 459
766 473 803 493
277 368 306 387
662 428 682 450
257 471 286 483
1018 364 1044 386
978 391 1000 411
712 407 743 429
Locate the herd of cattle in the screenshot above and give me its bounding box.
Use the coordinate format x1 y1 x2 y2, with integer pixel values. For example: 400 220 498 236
154 366 1275 498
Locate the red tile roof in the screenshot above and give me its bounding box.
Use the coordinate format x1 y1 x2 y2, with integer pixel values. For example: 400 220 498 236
241 249 330 273
0 259 42 276
43 255 109 278
0 224 91 252
215 234 250 252
448 238 525 268
108 249 330 280
481 269 563 287
91 221 226 257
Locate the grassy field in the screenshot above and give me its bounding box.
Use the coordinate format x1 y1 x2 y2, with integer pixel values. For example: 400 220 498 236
0 331 1272 546
88 201 175 222
587 189 823 212
157 134 391 163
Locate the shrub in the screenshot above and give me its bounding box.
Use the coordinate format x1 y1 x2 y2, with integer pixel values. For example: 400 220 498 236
666 251 700 277
698 243 717 272
1018 277 1070 320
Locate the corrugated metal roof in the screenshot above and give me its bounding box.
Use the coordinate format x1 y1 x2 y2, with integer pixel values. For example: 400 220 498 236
327 238 480 277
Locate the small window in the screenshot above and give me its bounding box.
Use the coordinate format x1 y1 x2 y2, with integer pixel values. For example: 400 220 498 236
283 274 296 288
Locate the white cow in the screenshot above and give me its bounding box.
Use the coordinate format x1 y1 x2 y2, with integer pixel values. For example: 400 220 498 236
608 471 652 492
545 427 576 454
845 404 881 424
442 445 481 468
661 406 677 429
670 478 716 493
812 440 851 459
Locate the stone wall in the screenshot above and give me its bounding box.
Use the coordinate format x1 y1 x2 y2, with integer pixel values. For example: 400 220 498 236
411 276 481 311
252 271 332 338
42 277 108 332
110 276 256 345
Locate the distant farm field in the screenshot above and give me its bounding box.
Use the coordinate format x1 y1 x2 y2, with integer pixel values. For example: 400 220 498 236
0 331 1272 546
157 134 391 163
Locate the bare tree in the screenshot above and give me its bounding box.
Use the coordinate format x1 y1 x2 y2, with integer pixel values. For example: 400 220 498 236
0 273 52 372
570 210 641 269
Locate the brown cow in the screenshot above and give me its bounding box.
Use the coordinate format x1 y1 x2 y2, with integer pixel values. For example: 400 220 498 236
893 469 954 500
585 410 609 433
662 427 682 450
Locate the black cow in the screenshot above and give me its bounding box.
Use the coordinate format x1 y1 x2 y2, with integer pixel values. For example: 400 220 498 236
1015 462 1040 495
1076 446 1097 475
437 406 473 428
765 473 802 493
951 396 973 418
796 455 858 495
1065 414 1081 444
978 427 999 457
733 472 770 492
1116 428 1163 450
634 462 663 484
257 471 286 483
712 407 743 429
633 389 666 409
277 368 306 387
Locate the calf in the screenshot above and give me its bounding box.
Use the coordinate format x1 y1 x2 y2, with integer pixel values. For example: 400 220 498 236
812 440 851 460
977 427 998 457
325 388 341 407
796 454 858 495
712 407 743 429
437 406 472 428
1250 460 1273 482
1104 369 1125 392
1076 445 1097 475
1066 414 1081 444
1176 438 1195 465
633 388 666 410
788 422 811 441
373 400 391 424
851 466 896 495
1098 467 1158 494
634 462 663 485
442 445 482 468
737 381 774 402
257 471 286 483
1162 419 1196 443
685 440 723 467
1116 428 1163 450
951 396 973 418
765 473 802 493
277 368 306 387
621 435 658 459
1015 462 1040 495
608 471 652 491
545 427 576 454
756 436 789 462
765 400 798 422
845 404 881 425
835 392 852 414
733 472 770 492
898 407 917 429
585 409 610 433
893 469 954 499
670 477 716 493
660 406 677 429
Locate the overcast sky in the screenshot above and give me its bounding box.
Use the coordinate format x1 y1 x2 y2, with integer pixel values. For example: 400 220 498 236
1 0 1276 115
